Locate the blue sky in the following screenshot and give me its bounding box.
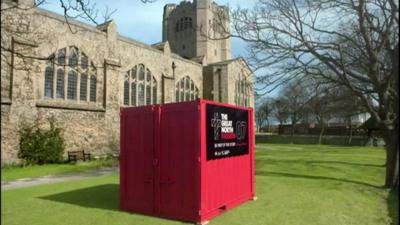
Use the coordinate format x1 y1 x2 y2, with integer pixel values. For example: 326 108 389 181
39 0 253 58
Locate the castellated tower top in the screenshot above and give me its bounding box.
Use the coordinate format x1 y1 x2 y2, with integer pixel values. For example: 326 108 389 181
162 0 231 65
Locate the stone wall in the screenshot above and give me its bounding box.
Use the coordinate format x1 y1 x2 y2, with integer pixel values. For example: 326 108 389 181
163 0 231 64
0 5 203 164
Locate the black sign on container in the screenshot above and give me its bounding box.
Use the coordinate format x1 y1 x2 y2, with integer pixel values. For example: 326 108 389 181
206 104 249 160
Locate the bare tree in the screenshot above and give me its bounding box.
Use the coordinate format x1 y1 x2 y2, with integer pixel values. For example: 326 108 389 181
271 98 289 126
329 88 366 144
275 81 312 143
219 0 399 188
256 99 272 132
306 85 343 144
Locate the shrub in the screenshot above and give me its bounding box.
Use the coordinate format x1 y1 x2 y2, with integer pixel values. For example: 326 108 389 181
18 117 65 165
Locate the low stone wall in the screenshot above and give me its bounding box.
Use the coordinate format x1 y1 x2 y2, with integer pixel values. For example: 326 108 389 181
255 134 376 146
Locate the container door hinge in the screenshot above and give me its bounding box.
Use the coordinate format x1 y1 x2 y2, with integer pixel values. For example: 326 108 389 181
198 210 202 215
153 158 159 166
198 157 201 162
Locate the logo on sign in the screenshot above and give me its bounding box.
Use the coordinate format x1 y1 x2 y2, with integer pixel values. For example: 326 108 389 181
236 121 247 141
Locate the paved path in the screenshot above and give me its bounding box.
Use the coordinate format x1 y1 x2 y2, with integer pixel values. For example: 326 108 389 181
1 167 119 191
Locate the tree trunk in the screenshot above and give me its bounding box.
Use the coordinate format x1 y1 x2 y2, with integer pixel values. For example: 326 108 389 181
384 129 399 188
290 123 295 144
318 123 325 145
348 120 353 145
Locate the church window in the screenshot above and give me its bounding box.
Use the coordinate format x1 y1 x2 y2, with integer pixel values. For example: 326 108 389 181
138 84 145 106
184 17 188 30
176 17 193 33
188 18 193 28
123 64 157 106
139 64 145 81
67 70 77 100
175 76 199 102
90 72 97 102
69 47 78 67
57 48 65 65
43 46 97 103
80 73 87 101
81 54 88 70
124 74 129 105
131 82 137 106
234 73 251 107
44 66 53 98
152 77 157 104
56 68 64 98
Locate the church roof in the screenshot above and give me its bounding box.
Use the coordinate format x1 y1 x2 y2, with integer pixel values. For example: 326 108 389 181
207 58 240 65
190 56 206 64
207 57 253 73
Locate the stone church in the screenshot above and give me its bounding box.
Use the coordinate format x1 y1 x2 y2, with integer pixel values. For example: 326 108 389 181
1 0 254 164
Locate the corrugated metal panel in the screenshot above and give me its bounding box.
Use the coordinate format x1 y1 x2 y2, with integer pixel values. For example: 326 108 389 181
158 102 200 221
120 106 155 214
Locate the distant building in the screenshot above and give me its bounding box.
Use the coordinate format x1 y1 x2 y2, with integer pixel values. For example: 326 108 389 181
327 113 371 127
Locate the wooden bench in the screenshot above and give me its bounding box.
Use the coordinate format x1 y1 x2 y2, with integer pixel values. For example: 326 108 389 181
67 150 91 162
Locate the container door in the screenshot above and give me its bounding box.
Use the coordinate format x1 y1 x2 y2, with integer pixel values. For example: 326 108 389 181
157 103 199 220
121 107 155 214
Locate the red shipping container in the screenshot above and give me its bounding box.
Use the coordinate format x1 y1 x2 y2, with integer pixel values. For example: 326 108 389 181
120 99 255 224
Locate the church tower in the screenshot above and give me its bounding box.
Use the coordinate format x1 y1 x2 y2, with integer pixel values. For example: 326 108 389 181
162 0 231 64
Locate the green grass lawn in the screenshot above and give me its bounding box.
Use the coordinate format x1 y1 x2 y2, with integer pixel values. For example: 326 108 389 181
1 158 118 181
1 144 398 225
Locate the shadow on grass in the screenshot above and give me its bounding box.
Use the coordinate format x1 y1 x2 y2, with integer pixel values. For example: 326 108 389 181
387 188 399 225
256 170 382 189
39 184 119 211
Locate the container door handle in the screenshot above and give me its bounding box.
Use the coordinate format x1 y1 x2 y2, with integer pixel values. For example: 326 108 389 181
160 178 174 184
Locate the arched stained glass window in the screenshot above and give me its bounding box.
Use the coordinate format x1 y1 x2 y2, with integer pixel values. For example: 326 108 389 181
175 76 199 102
80 73 87 101
81 54 88 70
146 85 151 105
69 47 78 67
57 48 65 65
44 46 97 103
131 81 137 106
56 68 64 99
123 64 157 106
90 73 96 102
139 64 145 81
67 70 77 100
190 80 194 100
44 66 53 98
124 74 129 106
138 83 145 106
152 77 157 104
